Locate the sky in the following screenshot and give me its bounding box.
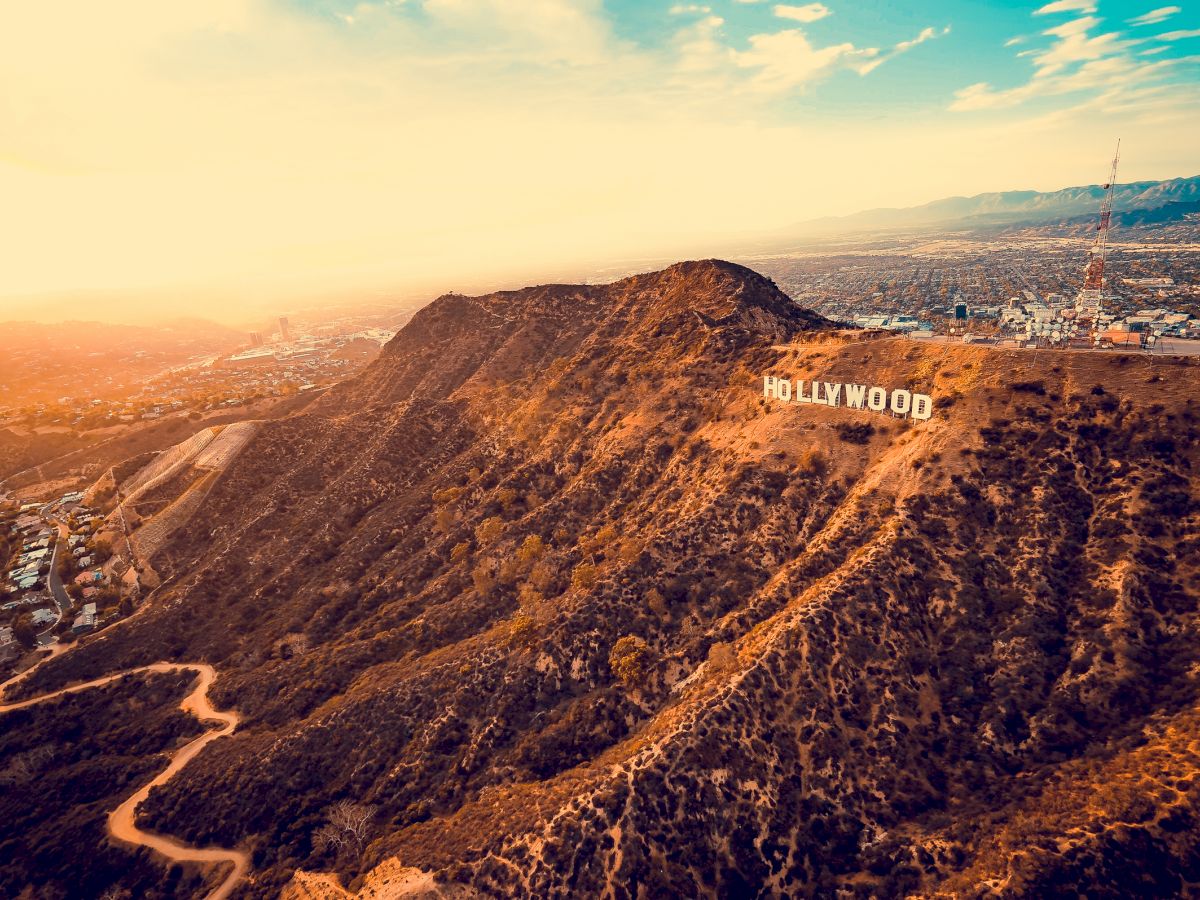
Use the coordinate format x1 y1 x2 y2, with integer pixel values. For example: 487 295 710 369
2 0 1198 324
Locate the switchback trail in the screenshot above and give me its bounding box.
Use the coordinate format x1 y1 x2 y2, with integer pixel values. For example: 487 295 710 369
0 658 248 900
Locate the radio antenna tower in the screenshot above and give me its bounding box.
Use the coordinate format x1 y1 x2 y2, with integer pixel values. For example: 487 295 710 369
1080 140 1120 321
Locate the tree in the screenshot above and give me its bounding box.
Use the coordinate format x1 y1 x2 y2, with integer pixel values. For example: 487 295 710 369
609 635 656 689
472 562 496 597
508 612 535 645
581 523 618 555
12 616 37 650
433 486 464 504
618 538 644 564
516 534 544 566
571 562 597 591
517 583 543 609
313 801 375 858
799 448 828 477
476 516 503 544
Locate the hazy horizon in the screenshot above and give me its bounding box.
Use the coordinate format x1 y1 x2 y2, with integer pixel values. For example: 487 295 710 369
4 0 1199 326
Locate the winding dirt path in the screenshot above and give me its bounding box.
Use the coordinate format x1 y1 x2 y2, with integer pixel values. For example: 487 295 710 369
0 658 248 899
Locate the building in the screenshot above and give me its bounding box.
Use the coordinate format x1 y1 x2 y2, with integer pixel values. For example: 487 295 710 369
278 316 292 342
250 331 264 347
220 348 278 370
30 608 56 627
1101 329 1144 348
72 602 97 633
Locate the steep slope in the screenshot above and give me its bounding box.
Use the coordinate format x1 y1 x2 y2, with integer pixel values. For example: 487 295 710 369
9 260 1200 899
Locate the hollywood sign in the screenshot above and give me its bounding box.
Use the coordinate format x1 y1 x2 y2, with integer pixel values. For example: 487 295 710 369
762 376 933 421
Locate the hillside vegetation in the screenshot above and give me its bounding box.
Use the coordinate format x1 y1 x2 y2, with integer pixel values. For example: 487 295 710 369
10 260 1200 898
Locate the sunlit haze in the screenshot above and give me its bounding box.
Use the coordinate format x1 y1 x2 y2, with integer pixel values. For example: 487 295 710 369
3 0 1199 325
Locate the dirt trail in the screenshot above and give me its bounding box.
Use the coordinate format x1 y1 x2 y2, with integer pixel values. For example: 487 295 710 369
0 658 248 900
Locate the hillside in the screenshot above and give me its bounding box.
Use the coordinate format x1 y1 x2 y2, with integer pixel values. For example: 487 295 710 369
6 260 1200 898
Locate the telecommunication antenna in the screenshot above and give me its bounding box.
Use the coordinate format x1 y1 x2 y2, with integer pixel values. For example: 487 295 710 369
1080 140 1121 323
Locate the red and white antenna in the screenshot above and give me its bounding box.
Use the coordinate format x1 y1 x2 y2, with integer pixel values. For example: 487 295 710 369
1081 140 1120 313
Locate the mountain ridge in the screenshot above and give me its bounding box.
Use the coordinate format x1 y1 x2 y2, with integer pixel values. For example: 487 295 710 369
790 175 1200 235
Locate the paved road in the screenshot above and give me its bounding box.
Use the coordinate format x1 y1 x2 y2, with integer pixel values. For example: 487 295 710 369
0 659 248 900
37 520 73 644
26 520 72 646
46 521 72 616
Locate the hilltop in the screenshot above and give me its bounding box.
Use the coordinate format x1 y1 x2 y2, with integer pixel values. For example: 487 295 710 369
6 260 1200 898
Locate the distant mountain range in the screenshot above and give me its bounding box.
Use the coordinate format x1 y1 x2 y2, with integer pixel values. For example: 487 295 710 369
794 175 1200 235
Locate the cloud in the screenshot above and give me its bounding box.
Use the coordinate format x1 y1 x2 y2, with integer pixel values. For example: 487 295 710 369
1157 28 1200 38
733 29 870 90
773 3 831 23
1036 16 1134 73
669 3 711 13
1004 36 1024 46
1127 6 1181 25
857 25 950 74
949 11 1190 112
895 24 950 53
673 13 730 72
2 0 1197 314
1034 0 1097 14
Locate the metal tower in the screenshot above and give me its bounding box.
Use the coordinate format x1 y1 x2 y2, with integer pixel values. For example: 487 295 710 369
1080 140 1120 310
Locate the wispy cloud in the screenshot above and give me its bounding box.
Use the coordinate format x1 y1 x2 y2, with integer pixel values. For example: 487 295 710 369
774 3 831 23
1034 0 1098 15
733 29 870 90
858 25 950 75
1157 28 1200 38
1127 6 1181 26
728 21 948 89
950 8 1194 111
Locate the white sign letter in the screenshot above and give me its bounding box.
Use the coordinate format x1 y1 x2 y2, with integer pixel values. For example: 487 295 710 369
845 384 866 409
890 390 912 416
867 387 887 411
823 383 842 407
763 376 778 399
912 394 933 420
777 379 792 402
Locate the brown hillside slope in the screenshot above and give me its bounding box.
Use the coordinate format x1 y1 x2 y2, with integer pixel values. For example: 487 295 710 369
9 260 1200 898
